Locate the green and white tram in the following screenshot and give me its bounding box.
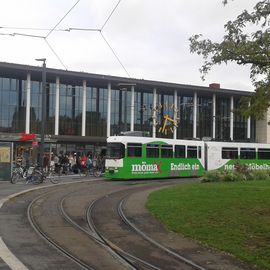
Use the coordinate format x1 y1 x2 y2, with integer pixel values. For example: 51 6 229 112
205 141 270 171
105 135 270 180
105 136 205 179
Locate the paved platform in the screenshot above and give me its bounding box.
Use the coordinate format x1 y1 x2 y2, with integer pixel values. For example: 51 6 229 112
0 175 93 201
0 176 100 270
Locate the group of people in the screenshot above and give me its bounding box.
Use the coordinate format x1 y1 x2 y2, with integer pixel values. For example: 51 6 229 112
44 152 106 175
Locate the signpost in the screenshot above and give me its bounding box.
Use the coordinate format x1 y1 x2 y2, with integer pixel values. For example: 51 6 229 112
0 142 12 181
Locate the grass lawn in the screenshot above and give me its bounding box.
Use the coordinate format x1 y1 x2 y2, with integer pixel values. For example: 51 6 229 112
146 180 270 270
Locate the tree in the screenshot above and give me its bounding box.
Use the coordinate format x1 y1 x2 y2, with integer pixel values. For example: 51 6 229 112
189 1 270 119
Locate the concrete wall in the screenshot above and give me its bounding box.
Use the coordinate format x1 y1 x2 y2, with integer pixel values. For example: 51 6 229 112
256 109 270 143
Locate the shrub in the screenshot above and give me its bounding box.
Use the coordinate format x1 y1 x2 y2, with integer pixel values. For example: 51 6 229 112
201 170 224 182
201 170 220 183
223 171 240 182
247 170 270 181
234 161 249 174
201 169 270 183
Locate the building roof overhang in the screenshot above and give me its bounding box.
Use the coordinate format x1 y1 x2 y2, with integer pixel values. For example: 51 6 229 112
0 61 253 97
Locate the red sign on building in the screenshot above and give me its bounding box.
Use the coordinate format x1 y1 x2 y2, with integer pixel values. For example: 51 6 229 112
19 133 36 141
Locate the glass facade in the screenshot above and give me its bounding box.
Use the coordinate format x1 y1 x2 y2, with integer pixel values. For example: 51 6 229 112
110 88 132 136
59 84 83 136
233 97 247 141
197 96 212 139
134 91 152 135
0 77 25 133
177 96 194 139
154 92 174 138
110 88 120 135
46 83 56 135
30 81 42 134
98 88 108 137
0 74 256 143
216 96 231 140
86 86 98 136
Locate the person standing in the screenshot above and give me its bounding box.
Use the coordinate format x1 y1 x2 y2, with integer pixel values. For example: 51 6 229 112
53 153 60 173
23 149 30 168
86 155 92 173
43 154 49 172
81 154 87 169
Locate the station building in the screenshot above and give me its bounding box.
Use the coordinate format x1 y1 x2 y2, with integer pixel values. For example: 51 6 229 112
0 61 267 159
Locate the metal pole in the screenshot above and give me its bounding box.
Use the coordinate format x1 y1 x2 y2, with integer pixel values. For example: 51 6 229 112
37 59 46 169
107 82 111 137
124 88 127 132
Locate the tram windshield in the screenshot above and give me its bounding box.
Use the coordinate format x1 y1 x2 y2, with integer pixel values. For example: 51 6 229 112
107 143 125 159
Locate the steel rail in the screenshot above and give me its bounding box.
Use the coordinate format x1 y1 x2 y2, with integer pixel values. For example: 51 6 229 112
59 194 136 270
27 190 92 270
118 198 208 270
87 194 163 270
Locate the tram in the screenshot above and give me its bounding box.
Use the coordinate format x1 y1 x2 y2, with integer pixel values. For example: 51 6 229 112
205 141 270 171
105 136 205 179
105 135 270 180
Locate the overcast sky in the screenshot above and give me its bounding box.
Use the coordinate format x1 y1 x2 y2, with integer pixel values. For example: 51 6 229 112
0 0 258 91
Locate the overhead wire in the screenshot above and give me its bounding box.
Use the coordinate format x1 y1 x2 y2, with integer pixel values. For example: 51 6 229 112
44 39 68 70
101 0 122 31
0 29 68 70
42 0 81 70
0 0 130 77
0 32 15 36
98 0 131 78
0 0 82 69
46 0 81 38
100 32 130 77
13 33 45 39
65 0 129 77
67 27 100 32
0 26 69 31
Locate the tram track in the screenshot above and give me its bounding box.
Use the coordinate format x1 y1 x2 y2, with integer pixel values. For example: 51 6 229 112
57 180 189 269
117 198 207 270
87 196 162 270
27 180 199 269
1 179 256 270
27 190 93 270
60 194 137 270
88 185 207 270
27 181 131 270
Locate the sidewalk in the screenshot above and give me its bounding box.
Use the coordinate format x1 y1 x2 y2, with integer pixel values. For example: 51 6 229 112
0 175 97 204
0 175 99 270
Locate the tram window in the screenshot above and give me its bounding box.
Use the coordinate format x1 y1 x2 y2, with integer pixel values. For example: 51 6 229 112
146 144 159 158
221 148 238 159
198 146 201 159
106 143 125 159
187 146 197 158
127 143 142 157
161 145 173 158
175 145 185 158
240 148 256 159
258 148 270 159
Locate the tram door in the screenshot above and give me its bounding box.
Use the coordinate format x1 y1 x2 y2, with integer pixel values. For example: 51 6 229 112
205 142 223 171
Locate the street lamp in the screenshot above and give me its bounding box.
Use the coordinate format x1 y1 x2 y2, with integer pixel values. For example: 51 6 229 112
35 58 46 171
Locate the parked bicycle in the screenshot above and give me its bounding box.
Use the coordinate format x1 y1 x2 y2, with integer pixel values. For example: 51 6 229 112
11 162 27 183
25 166 44 184
45 165 62 184
11 163 61 184
81 165 104 177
